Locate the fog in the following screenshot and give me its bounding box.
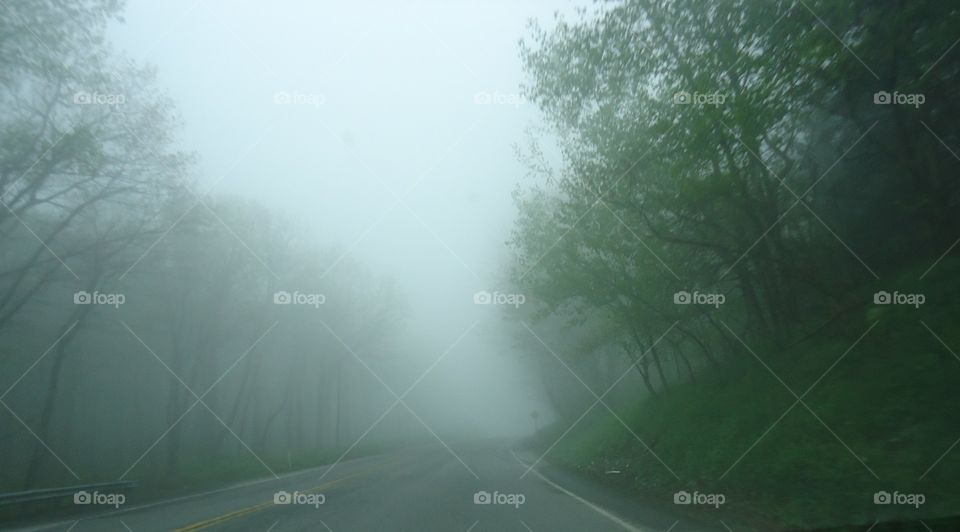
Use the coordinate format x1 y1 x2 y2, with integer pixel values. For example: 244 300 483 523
6 1 958 530
1 0 578 494
109 1 568 440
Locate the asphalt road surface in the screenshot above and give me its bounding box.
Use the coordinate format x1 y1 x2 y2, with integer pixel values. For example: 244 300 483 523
16 442 722 532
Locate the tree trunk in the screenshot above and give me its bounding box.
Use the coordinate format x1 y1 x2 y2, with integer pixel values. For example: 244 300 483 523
23 299 95 488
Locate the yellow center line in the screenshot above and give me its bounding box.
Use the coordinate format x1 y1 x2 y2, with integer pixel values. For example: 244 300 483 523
174 458 403 531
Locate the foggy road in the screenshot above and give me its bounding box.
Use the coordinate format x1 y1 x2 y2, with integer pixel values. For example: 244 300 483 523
4 1 959 530
17 443 715 532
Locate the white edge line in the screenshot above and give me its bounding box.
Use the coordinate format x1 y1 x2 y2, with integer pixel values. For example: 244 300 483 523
510 450 650 532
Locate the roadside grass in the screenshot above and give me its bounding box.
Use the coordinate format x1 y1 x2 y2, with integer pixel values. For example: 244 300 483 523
529 260 960 530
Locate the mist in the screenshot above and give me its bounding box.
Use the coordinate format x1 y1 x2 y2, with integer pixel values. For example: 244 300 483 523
105 0 570 441
3 1 960 531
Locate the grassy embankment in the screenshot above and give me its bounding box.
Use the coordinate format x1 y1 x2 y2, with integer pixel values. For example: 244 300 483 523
529 260 960 530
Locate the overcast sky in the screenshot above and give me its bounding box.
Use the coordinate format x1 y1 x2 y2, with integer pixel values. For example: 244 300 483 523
107 0 574 437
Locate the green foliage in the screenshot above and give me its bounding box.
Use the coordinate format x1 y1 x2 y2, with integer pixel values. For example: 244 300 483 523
514 1 960 527
538 262 960 529
513 0 960 353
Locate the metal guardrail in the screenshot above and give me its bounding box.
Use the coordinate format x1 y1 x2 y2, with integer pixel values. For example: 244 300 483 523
0 480 136 506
